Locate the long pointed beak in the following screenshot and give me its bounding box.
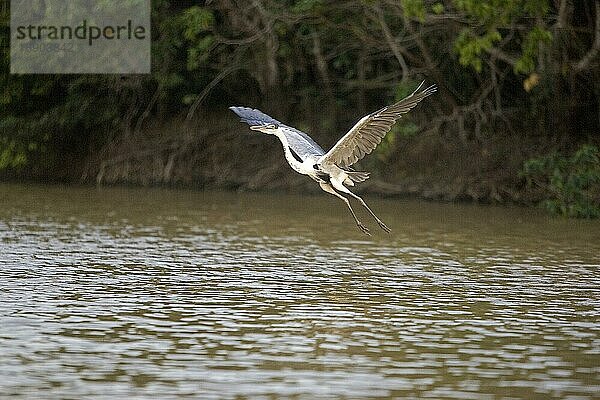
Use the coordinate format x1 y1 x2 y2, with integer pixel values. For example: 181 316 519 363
249 126 262 131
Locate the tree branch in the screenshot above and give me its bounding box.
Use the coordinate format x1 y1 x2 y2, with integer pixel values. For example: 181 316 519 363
369 5 409 82
574 2 600 72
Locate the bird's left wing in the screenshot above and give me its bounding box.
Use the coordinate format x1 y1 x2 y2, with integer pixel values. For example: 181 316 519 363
229 106 282 127
230 106 325 158
319 82 437 168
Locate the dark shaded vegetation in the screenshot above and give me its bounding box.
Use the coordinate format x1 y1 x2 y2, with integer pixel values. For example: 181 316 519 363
1 0 599 216
522 144 600 217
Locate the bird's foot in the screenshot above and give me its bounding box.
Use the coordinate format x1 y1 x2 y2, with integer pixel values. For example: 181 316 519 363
378 220 391 233
357 222 371 236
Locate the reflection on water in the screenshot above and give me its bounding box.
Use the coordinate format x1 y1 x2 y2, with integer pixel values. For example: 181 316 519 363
0 183 599 399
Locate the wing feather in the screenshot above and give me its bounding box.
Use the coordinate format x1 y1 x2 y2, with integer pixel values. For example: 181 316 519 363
281 126 325 158
230 106 325 159
319 82 437 168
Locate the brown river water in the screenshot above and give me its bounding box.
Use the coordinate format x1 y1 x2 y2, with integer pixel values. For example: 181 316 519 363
0 183 599 399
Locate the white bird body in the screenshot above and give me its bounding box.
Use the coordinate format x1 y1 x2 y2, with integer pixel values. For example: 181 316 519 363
231 81 437 234
272 128 312 174
271 126 353 186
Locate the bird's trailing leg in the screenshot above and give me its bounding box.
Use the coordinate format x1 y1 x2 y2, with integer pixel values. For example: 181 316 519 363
333 182 391 233
319 182 370 235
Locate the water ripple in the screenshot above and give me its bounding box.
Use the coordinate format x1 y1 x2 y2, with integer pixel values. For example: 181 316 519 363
1 185 599 399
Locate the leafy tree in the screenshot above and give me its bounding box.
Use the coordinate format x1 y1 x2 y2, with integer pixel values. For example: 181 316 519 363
522 145 600 218
0 0 598 211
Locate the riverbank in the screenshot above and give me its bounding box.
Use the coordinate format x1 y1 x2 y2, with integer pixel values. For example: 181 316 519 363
2 115 559 206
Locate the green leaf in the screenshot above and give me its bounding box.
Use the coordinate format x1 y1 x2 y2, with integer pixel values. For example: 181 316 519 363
455 29 501 72
402 0 426 22
182 6 214 41
431 3 444 15
521 145 600 218
515 27 552 74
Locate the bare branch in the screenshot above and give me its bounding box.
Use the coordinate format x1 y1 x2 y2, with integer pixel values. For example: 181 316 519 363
485 47 518 67
369 5 409 82
574 2 600 72
186 65 241 122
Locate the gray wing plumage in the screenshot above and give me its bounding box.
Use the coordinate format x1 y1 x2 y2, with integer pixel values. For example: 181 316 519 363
319 82 437 168
229 106 280 127
230 106 325 159
280 126 325 159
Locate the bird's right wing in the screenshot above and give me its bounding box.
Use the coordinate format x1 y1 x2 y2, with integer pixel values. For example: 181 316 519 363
319 82 437 168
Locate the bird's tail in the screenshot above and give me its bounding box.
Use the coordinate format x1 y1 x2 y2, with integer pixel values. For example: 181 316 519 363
344 170 370 185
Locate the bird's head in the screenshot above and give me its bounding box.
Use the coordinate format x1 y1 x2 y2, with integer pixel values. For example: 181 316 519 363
229 106 281 135
249 123 279 134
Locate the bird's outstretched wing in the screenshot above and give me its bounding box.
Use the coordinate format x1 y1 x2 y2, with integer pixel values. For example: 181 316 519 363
319 82 437 168
230 106 325 158
229 106 281 128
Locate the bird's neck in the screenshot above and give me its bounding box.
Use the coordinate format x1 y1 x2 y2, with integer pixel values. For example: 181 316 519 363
274 130 304 173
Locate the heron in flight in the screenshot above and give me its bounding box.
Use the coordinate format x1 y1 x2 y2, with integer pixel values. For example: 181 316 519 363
230 81 436 235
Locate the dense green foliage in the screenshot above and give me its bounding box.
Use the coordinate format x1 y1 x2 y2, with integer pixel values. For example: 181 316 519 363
522 145 600 218
1 1 598 213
